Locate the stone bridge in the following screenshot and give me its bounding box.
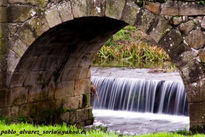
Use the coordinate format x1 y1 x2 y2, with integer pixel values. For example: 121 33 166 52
0 0 205 130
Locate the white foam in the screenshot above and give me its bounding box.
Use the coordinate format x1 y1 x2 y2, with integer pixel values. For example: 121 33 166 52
93 109 189 124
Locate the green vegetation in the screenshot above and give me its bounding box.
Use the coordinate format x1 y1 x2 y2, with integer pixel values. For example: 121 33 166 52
93 25 176 71
0 120 204 137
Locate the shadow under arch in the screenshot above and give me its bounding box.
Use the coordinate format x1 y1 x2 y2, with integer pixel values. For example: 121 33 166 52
9 17 127 124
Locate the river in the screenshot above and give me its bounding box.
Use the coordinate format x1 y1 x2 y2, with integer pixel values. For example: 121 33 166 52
90 67 189 135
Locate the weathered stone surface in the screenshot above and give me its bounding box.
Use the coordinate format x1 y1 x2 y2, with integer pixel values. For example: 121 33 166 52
199 50 205 63
0 7 7 23
201 17 205 29
144 2 161 15
7 6 36 23
189 102 205 129
9 87 28 105
74 79 90 96
0 0 7 6
16 24 36 46
161 1 179 16
45 6 62 28
9 106 19 116
121 0 140 25
7 50 20 74
86 0 106 16
71 0 87 18
57 1 73 22
179 20 195 35
29 16 49 37
179 3 205 16
161 1 205 16
149 17 171 43
172 17 182 25
136 9 156 33
63 95 82 109
60 112 70 122
8 0 48 8
55 81 74 99
185 29 205 49
105 0 126 19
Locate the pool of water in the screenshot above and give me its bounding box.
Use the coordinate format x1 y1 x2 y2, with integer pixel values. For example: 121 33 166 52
92 110 189 135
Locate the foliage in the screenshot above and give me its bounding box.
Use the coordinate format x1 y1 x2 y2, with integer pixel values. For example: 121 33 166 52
93 25 176 71
0 120 204 137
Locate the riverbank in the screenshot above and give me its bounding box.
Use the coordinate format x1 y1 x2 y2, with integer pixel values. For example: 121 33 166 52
0 120 203 137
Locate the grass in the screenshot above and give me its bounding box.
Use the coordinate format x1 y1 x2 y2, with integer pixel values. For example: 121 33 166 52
0 120 204 137
92 25 176 71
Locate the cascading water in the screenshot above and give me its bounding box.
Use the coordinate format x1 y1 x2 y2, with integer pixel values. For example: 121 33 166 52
91 76 188 116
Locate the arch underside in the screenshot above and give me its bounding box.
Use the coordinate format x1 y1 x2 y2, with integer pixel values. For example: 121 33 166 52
8 17 127 124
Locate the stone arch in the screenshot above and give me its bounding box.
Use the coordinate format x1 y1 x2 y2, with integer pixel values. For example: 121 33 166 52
2 0 205 130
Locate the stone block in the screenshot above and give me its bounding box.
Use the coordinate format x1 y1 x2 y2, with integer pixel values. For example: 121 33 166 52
185 29 205 49
57 1 73 22
60 112 70 122
55 81 75 99
135 9 156 33
86 0 106 16
9 106 19 116
8 0 48 8
201 17 205 29
121 0 140 25
144 2 161 15
161 1 179 16
63 95 82 109
19 103 36 116
0 107 9 117
9 72 25 88
105 0 126 20
16 24 36 46
9 36 27 57
60 68 81 81
79 68 90 79
0 89 9 107
179 3 205 16
9 87 28 105
159 29 184 55
45 6 62 28
179 20 195 35
28 85 48 102
29 16 49 37
199 50 205 63
0 7 7 23
172 17 182 25
7 49 20 74
74 79 90 96
0 0 7 6
7 6 36 23
71 0 87 18
149 16 171 43
189 102 205 129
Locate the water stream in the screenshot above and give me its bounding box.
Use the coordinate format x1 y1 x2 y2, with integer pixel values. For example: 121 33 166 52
90 67 189 135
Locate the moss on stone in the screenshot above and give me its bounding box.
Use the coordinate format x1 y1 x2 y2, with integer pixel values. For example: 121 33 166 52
82 94 88 107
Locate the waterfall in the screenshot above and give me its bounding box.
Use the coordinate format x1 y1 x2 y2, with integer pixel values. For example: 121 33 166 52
91 76 189 116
